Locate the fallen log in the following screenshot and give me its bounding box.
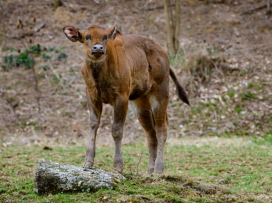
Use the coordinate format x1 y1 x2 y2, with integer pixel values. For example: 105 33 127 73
34 159 124 195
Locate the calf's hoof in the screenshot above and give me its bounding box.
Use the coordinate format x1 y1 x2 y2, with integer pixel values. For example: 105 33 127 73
114 167 123 175
114 163 123 174
83 161 94 171
148 167 154 174
154 160 164 174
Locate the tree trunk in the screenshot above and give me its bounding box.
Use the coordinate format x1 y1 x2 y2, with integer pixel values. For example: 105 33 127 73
267 0 271 15
53 0 62 10
174 0 180 52
164 0 176 56
0 0 7 51
34 159 124 195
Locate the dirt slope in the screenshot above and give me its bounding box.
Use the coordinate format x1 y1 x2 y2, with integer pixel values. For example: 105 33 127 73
0 0 271 146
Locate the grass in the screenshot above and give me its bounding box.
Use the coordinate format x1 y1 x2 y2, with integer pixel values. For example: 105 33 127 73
1 137 272 202
1 46 67 71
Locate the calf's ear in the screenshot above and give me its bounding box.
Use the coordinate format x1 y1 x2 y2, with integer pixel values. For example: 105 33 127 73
63 26 83 43
107 25 117 40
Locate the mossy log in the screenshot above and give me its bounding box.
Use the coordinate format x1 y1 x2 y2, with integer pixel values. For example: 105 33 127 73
34 159 124 195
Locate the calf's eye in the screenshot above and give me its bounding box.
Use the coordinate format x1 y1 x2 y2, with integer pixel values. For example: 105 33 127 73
85 36 90 40
104 36 108 40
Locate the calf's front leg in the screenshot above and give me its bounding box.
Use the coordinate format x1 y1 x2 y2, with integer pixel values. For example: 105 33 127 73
112 96 128 173
84 90 103 169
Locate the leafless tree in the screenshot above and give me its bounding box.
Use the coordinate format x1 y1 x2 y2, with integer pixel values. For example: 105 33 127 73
0 0 7 50
163 0 180 56
53 0 62 10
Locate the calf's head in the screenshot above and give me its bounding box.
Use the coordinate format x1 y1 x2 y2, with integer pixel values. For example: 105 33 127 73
63 25 117 61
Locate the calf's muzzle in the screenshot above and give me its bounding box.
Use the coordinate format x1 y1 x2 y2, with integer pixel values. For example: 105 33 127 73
92 44 104 54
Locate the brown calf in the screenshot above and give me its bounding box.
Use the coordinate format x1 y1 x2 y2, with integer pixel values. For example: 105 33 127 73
63 25 190 174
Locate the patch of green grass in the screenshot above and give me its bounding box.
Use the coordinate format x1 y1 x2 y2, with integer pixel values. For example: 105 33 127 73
48 47 60 53
52 75 61 84
15 52 35 69
2 55 14 70
235 105 242 114
242 92 257 101
227 91 235 98
253 131 272 146
28 44 42 54
2 49 35 70
247 82 254 89
2 46 68 71
41 52 51 60
57 52 67 61
0 138 271 202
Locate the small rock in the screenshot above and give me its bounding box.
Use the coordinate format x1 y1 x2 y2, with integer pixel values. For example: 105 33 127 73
34 159 124 195
43 146 53 150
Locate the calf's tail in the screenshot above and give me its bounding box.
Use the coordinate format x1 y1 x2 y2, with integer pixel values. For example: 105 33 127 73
170 67 190 106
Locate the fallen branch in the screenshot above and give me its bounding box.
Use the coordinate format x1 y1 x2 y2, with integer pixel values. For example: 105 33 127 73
240 4 267 15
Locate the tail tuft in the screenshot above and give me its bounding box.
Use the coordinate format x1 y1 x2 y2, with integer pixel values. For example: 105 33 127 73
170 68 190 106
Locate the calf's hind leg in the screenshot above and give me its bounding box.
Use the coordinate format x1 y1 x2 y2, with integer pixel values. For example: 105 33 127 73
133 96 158 174
152 85 169 174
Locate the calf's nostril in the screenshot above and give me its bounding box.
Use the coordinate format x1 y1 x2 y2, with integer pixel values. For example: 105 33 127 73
92 45 104 53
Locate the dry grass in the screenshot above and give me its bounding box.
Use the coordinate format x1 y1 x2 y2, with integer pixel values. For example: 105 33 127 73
171 40 233 97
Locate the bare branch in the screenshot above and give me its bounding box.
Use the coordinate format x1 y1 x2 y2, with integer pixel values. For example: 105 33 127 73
240 4 267 15
136 151 143 176
145 3 175 11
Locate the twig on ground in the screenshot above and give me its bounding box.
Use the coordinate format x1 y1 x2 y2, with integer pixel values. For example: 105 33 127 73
214 110 217 134
123 157 132 170
136 151 144 176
